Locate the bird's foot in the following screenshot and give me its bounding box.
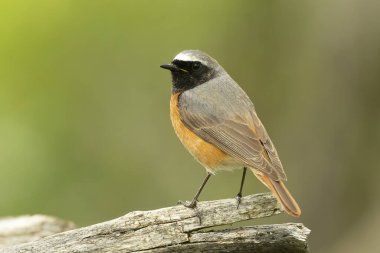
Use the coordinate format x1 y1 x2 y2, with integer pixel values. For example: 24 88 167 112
235 193 242 209
177 200 197 208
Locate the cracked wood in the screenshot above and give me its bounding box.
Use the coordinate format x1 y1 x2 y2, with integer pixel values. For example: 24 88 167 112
1 193 310 253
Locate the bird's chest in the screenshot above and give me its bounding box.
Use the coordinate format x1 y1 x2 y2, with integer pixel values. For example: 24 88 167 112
170 93 236 172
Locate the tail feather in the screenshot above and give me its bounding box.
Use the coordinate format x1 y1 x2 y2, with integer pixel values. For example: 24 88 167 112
253 171 301 217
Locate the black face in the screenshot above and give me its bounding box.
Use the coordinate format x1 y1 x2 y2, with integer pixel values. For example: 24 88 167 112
161 60 216 93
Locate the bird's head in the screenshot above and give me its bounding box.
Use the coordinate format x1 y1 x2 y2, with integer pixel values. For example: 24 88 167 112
160 50 225 93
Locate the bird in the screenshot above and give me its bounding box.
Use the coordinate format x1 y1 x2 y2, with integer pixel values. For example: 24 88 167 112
160 50 301 217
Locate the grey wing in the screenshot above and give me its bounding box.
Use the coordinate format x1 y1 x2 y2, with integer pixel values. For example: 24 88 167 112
179 75 286 181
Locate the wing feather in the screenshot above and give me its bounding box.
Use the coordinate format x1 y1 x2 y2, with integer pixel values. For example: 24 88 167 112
178 75 286 180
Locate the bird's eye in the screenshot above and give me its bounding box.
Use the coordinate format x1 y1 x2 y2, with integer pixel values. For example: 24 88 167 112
192 62 201 71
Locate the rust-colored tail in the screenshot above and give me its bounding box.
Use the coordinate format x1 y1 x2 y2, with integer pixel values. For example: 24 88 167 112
254 172 301 217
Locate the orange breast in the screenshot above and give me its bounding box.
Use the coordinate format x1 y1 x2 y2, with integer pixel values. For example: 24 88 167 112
170 93 231 173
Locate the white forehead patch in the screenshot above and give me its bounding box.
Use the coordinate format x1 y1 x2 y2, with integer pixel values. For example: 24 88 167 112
173 52 208 66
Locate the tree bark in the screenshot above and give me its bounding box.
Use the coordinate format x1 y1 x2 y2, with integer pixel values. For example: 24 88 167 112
0 193 310 253
0 215 75 247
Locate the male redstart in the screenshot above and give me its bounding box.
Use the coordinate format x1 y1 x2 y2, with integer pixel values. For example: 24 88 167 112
160 50 301 217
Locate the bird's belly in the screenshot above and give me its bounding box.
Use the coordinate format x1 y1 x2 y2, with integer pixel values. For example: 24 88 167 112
170 93 240 173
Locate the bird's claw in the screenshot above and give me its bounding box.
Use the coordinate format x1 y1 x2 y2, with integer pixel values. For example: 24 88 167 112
178 200 197 208
235 193 242 209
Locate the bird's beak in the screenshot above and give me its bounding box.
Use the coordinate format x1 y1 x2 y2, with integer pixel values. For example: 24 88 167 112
160 63 178 71
160 63 188 73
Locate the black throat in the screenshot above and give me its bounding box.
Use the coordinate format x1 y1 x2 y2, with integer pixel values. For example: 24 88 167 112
171 71 196 93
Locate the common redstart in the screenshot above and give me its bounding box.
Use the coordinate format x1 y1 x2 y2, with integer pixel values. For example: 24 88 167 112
160 50 301 217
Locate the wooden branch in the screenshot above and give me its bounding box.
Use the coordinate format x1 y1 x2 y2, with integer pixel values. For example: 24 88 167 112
1 193 310 253
0 215 75 248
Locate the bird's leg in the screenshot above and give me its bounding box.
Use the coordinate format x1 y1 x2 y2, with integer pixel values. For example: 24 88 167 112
235 167 247 208
179 172 212 208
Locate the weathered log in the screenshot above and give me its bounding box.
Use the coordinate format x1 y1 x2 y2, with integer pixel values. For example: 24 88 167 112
1 193 310 253
0 215 75 247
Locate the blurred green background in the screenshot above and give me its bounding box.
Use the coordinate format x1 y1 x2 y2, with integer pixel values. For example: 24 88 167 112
1 0 379 252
